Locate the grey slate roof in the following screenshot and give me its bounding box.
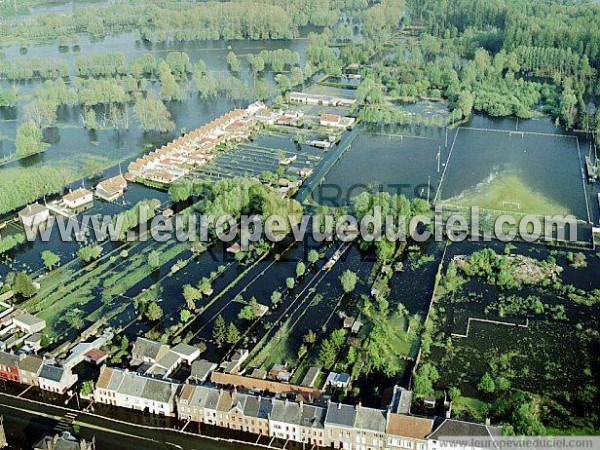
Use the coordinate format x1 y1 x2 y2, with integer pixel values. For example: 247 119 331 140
19 203 48 217
0 351 19 366
156 350 181 369
133 337 168 361
190 360 217 382
39 364 65 382
355 406 387 433
18 355 43 373
171 343 199 357
301 404 326 429
242 395 260 418
325 402 357 428
428 419 503 439
271 398 301 425
391 386 413 414
257 397 273 419
141 377 178 403
181 385 215 409
119 371 146 398
204 387 221 410
14 312 45 327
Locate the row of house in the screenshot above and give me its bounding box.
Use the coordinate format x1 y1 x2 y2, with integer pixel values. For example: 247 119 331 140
127 102 267 185
92 367 501 450
0 351 78 394
0 312 46 353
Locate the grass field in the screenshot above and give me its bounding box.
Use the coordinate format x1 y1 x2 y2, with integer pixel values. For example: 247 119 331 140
441 171 572 216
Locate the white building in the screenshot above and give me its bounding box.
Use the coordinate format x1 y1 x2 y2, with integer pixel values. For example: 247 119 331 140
95 175 127 202
38 364 78 394
12 313 46 334
62 188 93 209
18 203 49 228
94 366 179 416
270 399 302 442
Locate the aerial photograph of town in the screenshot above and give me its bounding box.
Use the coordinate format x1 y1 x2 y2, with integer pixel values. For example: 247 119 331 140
0 0 599 449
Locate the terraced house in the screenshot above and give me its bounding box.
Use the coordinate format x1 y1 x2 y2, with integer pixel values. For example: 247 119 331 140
94 366 179 416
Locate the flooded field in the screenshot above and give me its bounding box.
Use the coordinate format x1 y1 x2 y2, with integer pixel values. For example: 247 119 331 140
316 124 446 205
0 33 309 216
427 240 600 429
437 116 591 221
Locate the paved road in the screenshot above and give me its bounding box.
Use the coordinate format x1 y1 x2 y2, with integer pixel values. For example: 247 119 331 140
0 392 262 450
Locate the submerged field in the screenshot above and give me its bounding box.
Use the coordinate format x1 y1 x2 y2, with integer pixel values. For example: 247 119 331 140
422 241 600 433
437 120 590 221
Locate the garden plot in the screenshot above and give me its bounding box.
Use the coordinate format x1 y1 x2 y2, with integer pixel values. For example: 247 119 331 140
185 238 341 361
246 244 375 377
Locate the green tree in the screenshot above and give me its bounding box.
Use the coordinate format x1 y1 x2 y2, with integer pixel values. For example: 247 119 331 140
145 301 163 321
134 94 175 133
296 261 306 278
13 271 37 298
180 309 192 323
82 108 97 130
340 270 358 293
198 277 213 296
24 98 58 128
147 250 161 270
41 250 60 270
271 290 282 305
226 52 241 72
183 284 201 310
213 314 227 346
286 277 295 290
478 372 496 394
319 338 337 369
304 330 316 344
298 344 307 359
15 120 47 157
77 245 103 263
247 54 265 74
413 363 439 397
308 249 319 265
226 322 241 344
448 386 462 401
159 60 182 101
239 296 263 321
169 178 193 202
357 77 384 105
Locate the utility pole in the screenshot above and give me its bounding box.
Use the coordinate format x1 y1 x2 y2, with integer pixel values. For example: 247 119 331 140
427 175 431 203
437 146 441 173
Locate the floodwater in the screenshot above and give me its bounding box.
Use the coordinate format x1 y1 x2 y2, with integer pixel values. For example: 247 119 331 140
439 115 592 221
313 114 598 225
0 32 309 212
430 239 600 424
316 123 446 205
